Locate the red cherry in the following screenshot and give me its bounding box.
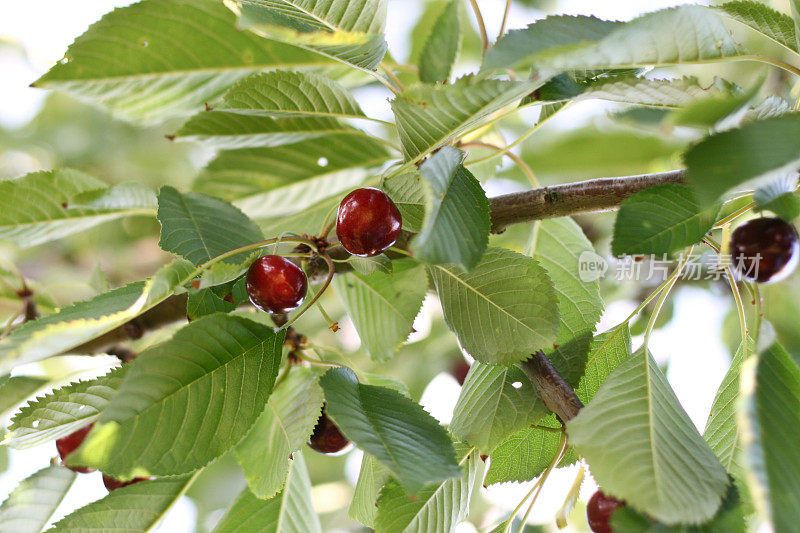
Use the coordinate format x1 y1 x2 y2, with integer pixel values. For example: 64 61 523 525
55 424 95 473
450 358 472 386
587 491 625 533
336 188 402 257
730 217 799 283
102 474 153 492
246 255 308 313
307 409 351 455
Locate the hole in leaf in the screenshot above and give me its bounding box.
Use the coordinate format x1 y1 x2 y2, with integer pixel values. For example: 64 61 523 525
511 381 523 389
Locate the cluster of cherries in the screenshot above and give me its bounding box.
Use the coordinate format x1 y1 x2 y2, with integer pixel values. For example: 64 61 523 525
245 187 401 455
54 188 400 480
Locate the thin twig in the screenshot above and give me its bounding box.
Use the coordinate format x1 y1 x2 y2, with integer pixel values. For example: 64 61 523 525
468 0 489 56
498 0 513 39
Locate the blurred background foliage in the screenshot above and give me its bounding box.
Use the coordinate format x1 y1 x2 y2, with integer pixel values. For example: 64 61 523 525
1 0 800 531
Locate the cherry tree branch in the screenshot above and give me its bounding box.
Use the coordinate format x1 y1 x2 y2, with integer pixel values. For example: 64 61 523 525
67 169 686 356
521 351 583 423
489 169 685 233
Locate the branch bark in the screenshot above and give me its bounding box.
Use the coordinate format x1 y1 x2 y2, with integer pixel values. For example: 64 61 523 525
68 169 685 358
489 169 685 233
521 351 583 423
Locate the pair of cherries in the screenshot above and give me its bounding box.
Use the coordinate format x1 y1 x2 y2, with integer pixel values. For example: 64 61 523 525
245 187 401 314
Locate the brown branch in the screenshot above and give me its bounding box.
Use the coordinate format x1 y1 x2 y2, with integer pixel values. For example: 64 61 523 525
65 169 685 357
521 351 583 423
489 169 685 233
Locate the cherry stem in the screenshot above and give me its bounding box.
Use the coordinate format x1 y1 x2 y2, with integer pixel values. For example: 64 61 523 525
468 0 489 56
713 201 755 229
281 252 335 330
460 141 539 187
318 203 339 239
295 349 363 381
379 61 405 93
643 246 694 346
273 356 293 389
498 0 512 40
725 265 748 343
500 431 567 533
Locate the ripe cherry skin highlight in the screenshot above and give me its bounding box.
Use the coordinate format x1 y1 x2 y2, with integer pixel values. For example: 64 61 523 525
730 217 799 283
246 255 308 314
56 423 95 473
336 188 402 257
102 474 152 492
307 409 351 455
587 491 625 533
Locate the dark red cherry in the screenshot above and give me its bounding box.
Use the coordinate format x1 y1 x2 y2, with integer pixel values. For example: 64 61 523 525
56 424 94 473
307 409 351 455
246 255 308 313
450 358 472 386
102 474 153 492
336 188 402 257
730 217 799 283
587 491 625 533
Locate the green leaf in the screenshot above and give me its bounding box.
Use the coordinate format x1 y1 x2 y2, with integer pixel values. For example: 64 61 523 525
669 77 762 128
686 114 800 204
0 375 49 420
418 0 461 83
740 343 800 531
485 7 743 73
567 347 729 524
718 1 797 53
229 0 388 70
610 482 746 532
411 147 490 269
186 286 237 320
753 174 800 221
0 465 75 533
33 0 332 124
483 15 621 73
214 451 321 533
574 325 633 404
319 367 461 492
68 315 284 478
0 169 154 248
485 326 631 486
157 185 263 266
233 164 374 223
333 259 427 361
347 254 393 276
374 444 482 533
174 111 357 150
5 366 128 449
0 259 194 374
383 171 426 232
430 246 559 365
391 77 541 161
50 474 196 531
195 134 388 202
578 75 739 109
704 340 751 479
450 363 546 453
528 217 604 385
612 184 720 256
218 70 364 119
235 368 324 499
350 454 391 528
484 415 572 486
